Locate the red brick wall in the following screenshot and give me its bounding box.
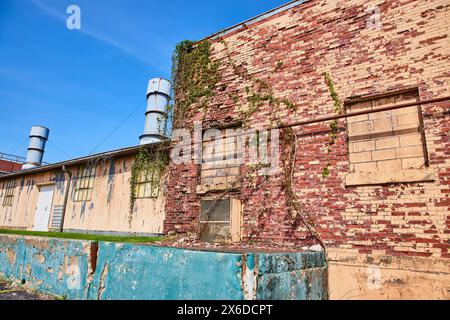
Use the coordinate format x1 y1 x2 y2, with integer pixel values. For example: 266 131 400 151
0 160 22 174
164 0 450 260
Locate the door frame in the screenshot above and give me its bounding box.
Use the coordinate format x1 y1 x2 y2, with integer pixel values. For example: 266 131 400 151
33 183 56 232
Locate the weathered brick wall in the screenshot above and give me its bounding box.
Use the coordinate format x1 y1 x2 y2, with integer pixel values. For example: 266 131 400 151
164 0 449 268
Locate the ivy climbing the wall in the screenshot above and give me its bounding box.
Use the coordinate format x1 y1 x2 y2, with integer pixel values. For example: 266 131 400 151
169 37 334 251
323 72 344 145
129 146 170 222
282 127 327 251
171 40 220 127
219 39 297 128
322 72 344 179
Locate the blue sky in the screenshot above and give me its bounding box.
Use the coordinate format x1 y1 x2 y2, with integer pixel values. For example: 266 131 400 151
0 0 288 163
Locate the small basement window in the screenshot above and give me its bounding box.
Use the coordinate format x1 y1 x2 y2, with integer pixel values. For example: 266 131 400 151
199 199 242 243
74 166 96 202
134 167 160 198
2 179 16 207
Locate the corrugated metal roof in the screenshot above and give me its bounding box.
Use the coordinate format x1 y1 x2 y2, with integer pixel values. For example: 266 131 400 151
0 141 165 180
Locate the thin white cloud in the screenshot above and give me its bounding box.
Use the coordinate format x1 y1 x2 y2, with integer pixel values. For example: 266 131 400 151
29 0 153 67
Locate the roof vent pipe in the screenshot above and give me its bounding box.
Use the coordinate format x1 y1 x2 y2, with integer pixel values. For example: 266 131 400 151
22 126 50 170
139 78 172 145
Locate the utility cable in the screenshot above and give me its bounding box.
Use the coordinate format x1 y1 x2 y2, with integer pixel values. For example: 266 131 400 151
47 139 74 160
9 136 29 156
89 99 147 155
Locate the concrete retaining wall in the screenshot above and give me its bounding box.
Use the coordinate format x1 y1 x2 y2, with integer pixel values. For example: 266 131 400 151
0 235 92 299
0 235 328 300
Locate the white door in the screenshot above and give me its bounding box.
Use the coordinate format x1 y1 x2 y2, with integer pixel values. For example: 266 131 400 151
33 185 54 232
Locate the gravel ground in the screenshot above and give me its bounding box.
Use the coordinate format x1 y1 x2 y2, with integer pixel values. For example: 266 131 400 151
0 281 56 300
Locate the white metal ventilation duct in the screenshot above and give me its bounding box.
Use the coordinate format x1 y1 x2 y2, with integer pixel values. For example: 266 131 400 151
139 78 172 145
22 126 50 170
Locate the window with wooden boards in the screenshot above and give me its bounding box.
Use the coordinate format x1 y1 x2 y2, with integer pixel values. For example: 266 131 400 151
2 179 16 207
134 167 160 199
74 166 96 202
198 126 242 194
345 88 434 186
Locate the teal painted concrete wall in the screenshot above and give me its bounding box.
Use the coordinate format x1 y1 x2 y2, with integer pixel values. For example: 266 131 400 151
255 253 328 300
87 242 244 300
0 235 328 300
0 235 92 299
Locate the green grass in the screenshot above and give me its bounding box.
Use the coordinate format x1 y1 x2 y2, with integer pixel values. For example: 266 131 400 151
0 229 162 244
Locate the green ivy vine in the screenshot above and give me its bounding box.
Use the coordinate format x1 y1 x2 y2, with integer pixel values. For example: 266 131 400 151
323 72 343 144
241 79 297 126
129 146 170 219
275 60 284 72
171 40 220 127
169 37 329 251
322 72 344 179
219 39 297 127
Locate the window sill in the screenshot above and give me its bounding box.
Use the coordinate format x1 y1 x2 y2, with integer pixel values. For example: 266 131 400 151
345 168 436 187
197 183 240 195
134 197 159 200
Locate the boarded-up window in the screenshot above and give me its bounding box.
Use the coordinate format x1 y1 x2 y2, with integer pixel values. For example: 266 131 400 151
198 127 241 193
134 167 160 198
2 179 16 207
199 199 242 243
74 166 96 202
347 89 427 175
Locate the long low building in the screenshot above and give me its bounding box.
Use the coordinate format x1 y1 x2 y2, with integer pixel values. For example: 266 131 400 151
0 0 449 300
0 144 166 236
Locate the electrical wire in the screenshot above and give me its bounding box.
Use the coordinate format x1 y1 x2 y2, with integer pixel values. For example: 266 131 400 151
47 139 74 159
88 99 147 155
9 136 29 156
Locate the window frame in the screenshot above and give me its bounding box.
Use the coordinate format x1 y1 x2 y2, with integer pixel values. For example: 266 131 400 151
199 198 242 243
345 87 429 167
344 88 435 186
198 125 242 194
133 166 160 199
2 179 16 207
73 166 96 202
